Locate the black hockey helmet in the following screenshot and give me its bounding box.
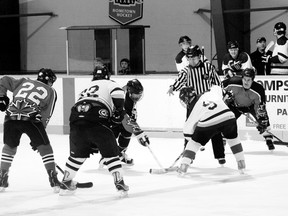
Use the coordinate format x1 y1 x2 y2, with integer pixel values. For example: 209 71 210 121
227 41 239 49
274 22 286 35
186 45 202 58
179 86 196 107
178 35 192 44
37 68 57 86
92 66 111 81
127 79 144 102
242 68 256 80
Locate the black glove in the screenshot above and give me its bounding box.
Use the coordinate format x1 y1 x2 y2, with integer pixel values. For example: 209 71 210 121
0 95 9 112
223 89 234 106
135 131 150 147
229 60 242 71
256 116 268 134
111 109 124 125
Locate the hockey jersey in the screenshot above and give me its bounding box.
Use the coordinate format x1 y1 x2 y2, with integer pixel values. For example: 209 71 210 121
270 35 288 75
183 85 235 137
0 76 57 128
222 52 253 77
223 76 266 114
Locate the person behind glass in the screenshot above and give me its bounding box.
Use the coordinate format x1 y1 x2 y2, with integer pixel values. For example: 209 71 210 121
175 36 192 72
222 41 253 80
250 37 272 75
118 58 131 75
263 22 288 75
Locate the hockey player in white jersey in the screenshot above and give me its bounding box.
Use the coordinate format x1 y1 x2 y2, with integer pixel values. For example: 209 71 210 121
177 85 245 174
264 22 288 75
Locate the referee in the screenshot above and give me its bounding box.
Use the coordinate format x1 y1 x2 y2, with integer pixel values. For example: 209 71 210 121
167 45 226 165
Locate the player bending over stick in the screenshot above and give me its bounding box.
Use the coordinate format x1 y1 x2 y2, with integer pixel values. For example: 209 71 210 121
177 85 246 175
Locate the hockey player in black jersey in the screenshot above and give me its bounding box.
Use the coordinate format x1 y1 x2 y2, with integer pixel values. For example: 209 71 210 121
99 79 149 167
175 35 192 72
223 68 275 150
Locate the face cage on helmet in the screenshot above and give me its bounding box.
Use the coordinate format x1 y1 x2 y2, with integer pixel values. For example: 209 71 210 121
129 92 143 102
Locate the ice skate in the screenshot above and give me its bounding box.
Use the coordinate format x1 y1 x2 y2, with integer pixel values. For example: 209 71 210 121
47 169 61 193
59 179 77 196
237 160 246 174
0 169 9 192
266 139 275 151
177 163 189 176
113 171 129 197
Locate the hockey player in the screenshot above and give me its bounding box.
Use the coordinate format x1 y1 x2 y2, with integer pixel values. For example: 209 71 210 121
168 45 226 165
59 66 129 196
177 85 245 174
223 68 274 150
263 22 288 75
99 79 149 167
175 35 192 72
0 68 60 192
222 41 253 79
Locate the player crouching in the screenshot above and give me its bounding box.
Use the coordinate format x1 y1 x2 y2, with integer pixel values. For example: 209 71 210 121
177 86 246 175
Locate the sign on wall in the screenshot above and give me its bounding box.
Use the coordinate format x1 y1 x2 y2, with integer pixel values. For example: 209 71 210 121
243 77 288 131
109 0 143 25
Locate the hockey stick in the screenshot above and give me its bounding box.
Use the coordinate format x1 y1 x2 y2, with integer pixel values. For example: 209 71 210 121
56 164 94 188
242 113 288 147
264 41 274 75
149 150 183 174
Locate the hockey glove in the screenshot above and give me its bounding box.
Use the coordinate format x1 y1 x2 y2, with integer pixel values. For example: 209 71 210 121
223 89 234 106
261 55 271 63
135 131 150 147
256 116 269 134
0 95 9 112
111 109 125 125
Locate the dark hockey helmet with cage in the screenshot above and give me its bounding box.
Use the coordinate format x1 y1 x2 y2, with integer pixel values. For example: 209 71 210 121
186 45 202 58
37 68 57 85
274 22 286 35
179 86 197 107
92 66 111 81
127 79 144 102
242 68 256 80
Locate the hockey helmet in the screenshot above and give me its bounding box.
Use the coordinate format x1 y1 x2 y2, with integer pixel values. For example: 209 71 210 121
92 66 111 81
186 45 202 58
179 86 196 107
37 68 57 86
242 68 255 80
274 22 286 35
178 35 192 44
127 79 144 102
227 41 239 49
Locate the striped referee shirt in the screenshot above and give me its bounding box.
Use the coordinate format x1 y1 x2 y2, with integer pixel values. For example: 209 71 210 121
171 61 221 95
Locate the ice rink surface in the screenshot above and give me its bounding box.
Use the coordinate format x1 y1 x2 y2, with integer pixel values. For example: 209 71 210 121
0 133 288 216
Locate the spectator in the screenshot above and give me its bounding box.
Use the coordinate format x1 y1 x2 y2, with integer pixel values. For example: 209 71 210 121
118 58 131 75
250 37 272 75
265 22 288 75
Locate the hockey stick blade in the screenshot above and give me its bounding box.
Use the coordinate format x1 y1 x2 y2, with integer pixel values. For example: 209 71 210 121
273 140 288 147
56 164 93 188
149 166 178 174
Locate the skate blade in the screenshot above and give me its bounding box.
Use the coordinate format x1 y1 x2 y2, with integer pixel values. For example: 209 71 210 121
118 190 128 198
53 186 60 193
59 189 76 196
238 169 245 175
0 187 7 192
